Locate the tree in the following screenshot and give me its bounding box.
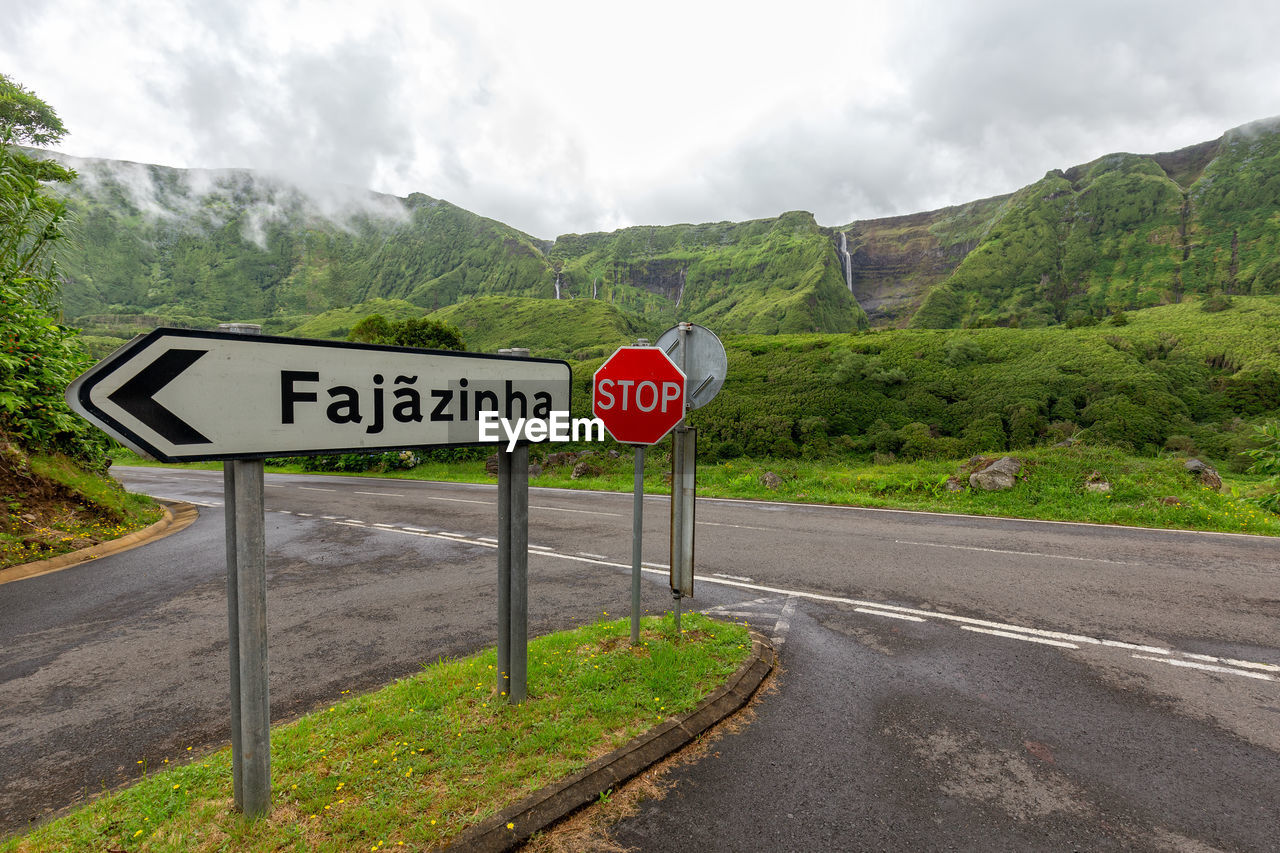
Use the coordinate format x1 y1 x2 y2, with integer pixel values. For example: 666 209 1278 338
346 313 466 352
0 74 103 462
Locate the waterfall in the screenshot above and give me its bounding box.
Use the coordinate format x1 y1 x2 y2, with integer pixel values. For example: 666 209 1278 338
593 278 598 299
838 231 854 294
675 268 686 308
554 273 561 300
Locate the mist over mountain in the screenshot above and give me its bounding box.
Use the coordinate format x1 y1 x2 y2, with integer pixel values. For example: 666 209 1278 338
44 115 1280 336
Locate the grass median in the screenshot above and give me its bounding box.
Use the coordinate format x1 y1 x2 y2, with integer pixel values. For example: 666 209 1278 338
2 613 751 853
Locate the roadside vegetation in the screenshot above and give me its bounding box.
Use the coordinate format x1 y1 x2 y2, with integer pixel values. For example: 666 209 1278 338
0 74 159 570
1 613 751 853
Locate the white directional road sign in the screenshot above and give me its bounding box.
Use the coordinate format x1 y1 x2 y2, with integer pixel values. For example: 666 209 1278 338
67 328 572 462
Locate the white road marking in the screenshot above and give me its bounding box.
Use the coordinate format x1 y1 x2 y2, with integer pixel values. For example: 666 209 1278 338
856 607 926 623
895 539 1132 565
578 552 611 560
422 495 493 506
296 512 1280 685
355 491 406 497
530 505 623 517
344 519 364 524
1179 652 1280 673
294 512 312 517
700 521 771 531
265 484 284 488
372 523 397 529
1133 655 1275 682
529 544 553 551
962 626 1080 649
772 596 798 647
712 572 755 582
298 487 336 492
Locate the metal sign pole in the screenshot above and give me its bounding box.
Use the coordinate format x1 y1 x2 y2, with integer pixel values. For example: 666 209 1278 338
218 322 270 819
223 463 242 812
497 347 530 704
631 444 645 644
232 458 270 818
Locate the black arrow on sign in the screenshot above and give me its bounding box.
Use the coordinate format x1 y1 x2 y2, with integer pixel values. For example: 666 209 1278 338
107 348 213 445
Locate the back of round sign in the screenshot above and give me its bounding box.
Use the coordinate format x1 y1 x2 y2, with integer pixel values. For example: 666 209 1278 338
656 323 727 411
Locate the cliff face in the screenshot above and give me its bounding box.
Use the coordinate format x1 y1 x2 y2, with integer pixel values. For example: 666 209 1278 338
44 116 1280 334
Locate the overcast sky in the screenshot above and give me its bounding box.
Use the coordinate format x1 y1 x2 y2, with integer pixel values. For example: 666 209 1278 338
4 0 1280 238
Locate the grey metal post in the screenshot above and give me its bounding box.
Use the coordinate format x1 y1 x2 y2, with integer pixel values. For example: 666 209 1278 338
631 444 645 644
223 463 242 811
217 322 269 818
497 347 529 704
497 449 511 698
232 458 270 817
509 442 529 703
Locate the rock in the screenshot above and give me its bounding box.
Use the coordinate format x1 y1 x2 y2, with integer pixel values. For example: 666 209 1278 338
544 451 579 469
484 454 500 476
944 476 966 492
527 463 543 478
1084 470 1111 492
571 459 603 479
969 456 1021 491
1184 458 1222 491
760 471 782 490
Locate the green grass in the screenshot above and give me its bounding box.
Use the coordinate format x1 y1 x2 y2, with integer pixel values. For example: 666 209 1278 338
1 451 163 570
111 442 1280 536
2 614 749 853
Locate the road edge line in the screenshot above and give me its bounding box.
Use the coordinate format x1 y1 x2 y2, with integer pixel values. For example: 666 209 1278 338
440 630 777 853
0 500 200 586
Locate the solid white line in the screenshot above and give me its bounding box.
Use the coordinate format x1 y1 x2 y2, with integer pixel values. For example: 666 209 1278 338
700 521 771 531
355 491 405 497
578 552 611 560
422 496 493 506
856 607 926 623
895 539 1132 565
1133 655 1275 681
962 626 1080 649
711 572 755 582
530 544 553 551
265 484 284 488
477 536 498 543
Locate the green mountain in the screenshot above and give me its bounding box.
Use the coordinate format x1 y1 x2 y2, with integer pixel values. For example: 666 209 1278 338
42 116 1280 336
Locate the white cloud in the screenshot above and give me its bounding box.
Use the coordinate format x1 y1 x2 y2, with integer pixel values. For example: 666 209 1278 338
4 0 1280 238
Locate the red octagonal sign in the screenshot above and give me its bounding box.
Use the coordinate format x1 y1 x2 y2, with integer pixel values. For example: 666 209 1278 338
592 347 686 445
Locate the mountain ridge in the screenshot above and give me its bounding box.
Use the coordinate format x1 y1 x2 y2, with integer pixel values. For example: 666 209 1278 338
38 114 1280 334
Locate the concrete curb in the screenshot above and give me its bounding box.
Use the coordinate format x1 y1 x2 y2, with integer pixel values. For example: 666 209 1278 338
0 500 200 586
440 630 776 853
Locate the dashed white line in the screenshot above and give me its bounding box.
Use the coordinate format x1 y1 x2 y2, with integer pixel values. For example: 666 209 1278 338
298 487 337 492
1179 652 1280 673
856 607 926 623
895 539 1132 566
1133 655 1275 682
355 491 406 497
700 521 771 531
962 626 1080 649
530 505 623 517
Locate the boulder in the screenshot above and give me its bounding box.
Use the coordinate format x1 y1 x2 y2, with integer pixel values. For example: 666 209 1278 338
484 454 500 476
969 456 1022 491
571 459 603 479
527 463 543 478
1184 459 1223 492
760 471 782 490
944 476 966 492
544 451 579 469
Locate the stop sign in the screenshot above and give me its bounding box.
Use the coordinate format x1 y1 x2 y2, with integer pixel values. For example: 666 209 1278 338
592 347 686 444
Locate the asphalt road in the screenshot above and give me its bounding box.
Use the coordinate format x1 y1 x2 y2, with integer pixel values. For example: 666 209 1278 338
2 466 1277 850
